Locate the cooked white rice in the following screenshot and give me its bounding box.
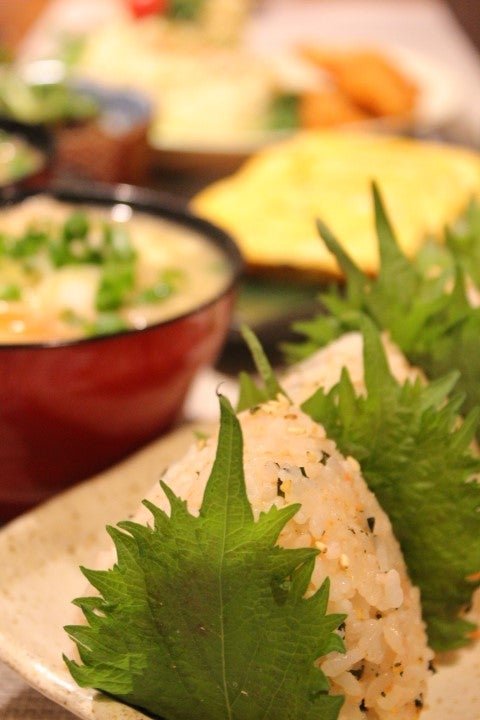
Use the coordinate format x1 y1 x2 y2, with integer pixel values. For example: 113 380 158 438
282 331 423 404
134 392 432 720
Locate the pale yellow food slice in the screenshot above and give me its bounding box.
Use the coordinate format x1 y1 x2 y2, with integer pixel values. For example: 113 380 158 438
192 131 480 276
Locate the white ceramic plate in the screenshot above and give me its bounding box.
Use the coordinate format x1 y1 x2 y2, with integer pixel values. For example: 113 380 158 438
0 421 479 719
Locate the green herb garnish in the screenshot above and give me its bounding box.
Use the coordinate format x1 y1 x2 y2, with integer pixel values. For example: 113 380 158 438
169 0 205 21
64 395 345 720
96 262 135 312
300 319 480 651
0 282 21 300
102 224 137 263
285 184 480 432
135 268 183 305
267 93 300 131
0 68 98 124
240 317 480 650
444 199 480 287
237 325 287 411
85 311 128 336
2 226 49 259
63 211 89 241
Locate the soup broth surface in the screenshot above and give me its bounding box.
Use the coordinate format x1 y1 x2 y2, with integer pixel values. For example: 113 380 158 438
0 197 232 343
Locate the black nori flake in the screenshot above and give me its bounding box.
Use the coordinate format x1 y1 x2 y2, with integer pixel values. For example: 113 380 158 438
367 516 376 532
428 660 437 674
349 664 364 680
299 466 308 478
415 696 424 708
359 699 368 712
320 450 330 465
375 612 383 619
276 478 285 498
338 622 346 633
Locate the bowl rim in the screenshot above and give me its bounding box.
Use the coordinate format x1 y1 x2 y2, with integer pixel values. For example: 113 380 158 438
0 180 244 351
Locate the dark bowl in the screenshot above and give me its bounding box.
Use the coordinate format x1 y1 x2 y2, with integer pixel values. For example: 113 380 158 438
0 183 243 520
53 80 153 185
0 118 53 198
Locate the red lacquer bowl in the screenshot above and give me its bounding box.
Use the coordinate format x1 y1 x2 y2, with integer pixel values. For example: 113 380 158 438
0 183 243 520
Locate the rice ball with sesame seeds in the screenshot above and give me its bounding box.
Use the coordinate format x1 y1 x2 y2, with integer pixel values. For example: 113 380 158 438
282 331 423 404
133 395 432 720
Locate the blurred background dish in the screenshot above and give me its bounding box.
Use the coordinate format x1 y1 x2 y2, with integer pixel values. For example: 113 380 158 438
192 131 480 277
13 0 468 177
52 79 152 185
0 182 242 520
0 60 153 186
0 118 53 197
145 41 462 177
192 130 480 363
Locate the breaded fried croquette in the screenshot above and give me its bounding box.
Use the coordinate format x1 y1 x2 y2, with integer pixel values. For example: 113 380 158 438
299 47 418 118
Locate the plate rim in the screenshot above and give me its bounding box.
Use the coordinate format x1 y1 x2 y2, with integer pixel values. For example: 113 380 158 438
0 421 206 720
0 418 479 720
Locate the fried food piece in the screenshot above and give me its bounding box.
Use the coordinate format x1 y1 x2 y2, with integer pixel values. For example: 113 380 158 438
299 47 418 118
299 88 370 128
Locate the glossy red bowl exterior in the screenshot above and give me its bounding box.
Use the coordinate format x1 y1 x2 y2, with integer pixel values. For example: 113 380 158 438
0 184 242 520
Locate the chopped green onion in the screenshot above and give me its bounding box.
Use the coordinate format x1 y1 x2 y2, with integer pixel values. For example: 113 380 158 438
267 93 300 131
103 224 136 262
0 283 21 301
96 262 135 312
135 281 174 304
135 268 183 305
63 211 89 241
86 312 128 337
9 228 48 258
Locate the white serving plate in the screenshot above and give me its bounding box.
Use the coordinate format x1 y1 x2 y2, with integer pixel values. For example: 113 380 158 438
0 421 479 719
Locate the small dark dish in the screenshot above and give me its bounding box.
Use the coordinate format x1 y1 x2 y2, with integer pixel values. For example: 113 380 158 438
0 183 242 520
53 80 153 185
0 118 53 199
0 62 152 185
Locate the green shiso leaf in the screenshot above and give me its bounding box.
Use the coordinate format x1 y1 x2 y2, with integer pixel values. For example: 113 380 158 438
237 325 288 411
284 184 480 434
64 395 345 720
445 198 480 287
301 318 480 651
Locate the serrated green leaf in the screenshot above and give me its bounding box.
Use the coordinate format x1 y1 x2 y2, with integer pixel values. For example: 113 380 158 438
300 320 480 651
237 371 270 412
237 326 288 412
287 186 480 437
316 219 368 307
65 395 345 720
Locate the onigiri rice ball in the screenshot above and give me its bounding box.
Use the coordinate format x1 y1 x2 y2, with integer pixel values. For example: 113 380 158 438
133 392 432 720
282 331 423 403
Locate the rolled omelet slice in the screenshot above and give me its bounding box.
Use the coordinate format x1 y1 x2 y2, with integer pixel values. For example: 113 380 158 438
192 131 480 276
